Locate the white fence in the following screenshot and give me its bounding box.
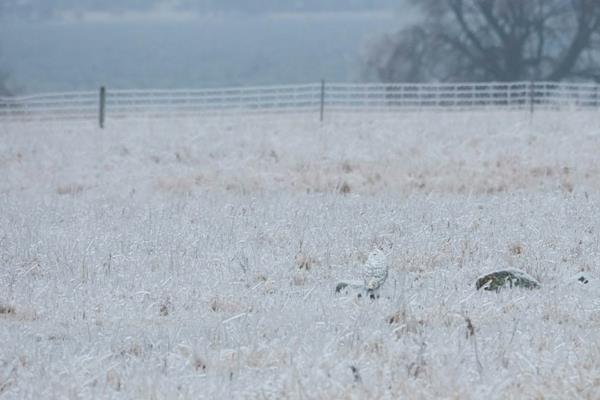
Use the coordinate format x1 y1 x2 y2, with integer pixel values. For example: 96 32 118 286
1 81 600 124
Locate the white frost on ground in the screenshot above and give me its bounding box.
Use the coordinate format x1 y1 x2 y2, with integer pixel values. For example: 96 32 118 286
1 112 600 398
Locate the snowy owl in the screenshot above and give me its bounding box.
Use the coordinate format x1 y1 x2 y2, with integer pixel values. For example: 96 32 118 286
363 246 390 299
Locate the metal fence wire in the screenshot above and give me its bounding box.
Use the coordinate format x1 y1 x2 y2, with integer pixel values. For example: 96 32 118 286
1 81 599 123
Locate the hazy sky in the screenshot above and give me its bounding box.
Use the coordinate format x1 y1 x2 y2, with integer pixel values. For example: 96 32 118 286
0 1 413 93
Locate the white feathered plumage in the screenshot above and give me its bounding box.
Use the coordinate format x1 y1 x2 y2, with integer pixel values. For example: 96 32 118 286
363 247 389 299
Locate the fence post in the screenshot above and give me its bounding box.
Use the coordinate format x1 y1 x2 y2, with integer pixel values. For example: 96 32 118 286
529 81 535 114
99 86 106 129
320 79 325 122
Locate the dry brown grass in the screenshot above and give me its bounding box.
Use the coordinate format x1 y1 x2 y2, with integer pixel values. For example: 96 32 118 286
56 183 85 195
0 304 15 316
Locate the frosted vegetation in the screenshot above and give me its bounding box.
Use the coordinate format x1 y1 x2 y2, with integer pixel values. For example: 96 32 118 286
1 112 600 398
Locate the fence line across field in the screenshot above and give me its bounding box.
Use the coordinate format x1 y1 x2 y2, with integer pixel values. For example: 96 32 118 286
1 81 599 125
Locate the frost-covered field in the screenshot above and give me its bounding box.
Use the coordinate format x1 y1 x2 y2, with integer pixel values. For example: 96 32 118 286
1 112 600 399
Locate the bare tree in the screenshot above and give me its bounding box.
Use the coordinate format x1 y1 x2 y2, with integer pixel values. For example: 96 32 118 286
367 0 600 82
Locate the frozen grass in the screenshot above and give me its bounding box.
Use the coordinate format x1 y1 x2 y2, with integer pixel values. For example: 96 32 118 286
1 112 600 398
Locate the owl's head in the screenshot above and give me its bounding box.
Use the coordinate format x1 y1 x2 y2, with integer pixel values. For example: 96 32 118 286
373 235 394 254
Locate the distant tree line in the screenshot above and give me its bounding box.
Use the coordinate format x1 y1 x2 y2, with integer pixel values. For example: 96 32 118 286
0 69 9 96
0 7 11 95
0 0 155 20
0 0 399 20
367 0 600 83
177 0 399 14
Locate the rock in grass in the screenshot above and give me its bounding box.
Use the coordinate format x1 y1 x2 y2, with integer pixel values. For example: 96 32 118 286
578 275 589 284
335 280 363 295
475 269 540 291
335 282 349 293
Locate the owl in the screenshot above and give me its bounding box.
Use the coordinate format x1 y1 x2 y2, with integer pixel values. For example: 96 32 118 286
363 247 389 299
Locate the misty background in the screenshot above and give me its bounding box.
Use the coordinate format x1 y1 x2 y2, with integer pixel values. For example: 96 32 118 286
0 0 412 94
